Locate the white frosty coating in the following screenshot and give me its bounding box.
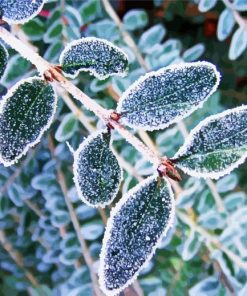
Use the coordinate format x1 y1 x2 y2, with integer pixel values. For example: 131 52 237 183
0 76 57 167
173 105 247 179
73 129 123 208
99 175 175 296
1 0 45 25
59 37 129 80
0 41 8 79
116 61 221 131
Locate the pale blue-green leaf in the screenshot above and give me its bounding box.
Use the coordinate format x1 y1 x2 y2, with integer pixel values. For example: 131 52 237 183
216 173 238 193
198 0 217 12
51 210 70 227
99 175 175 295
60 37 129 80
0 42 8 80
182 43 205 62
55 113 78 142
217 8 235 41
0 0 45 24
0 77 57 166
181 231 201 261
198 210 226 230
59 248 81 266
44 41 63 63
189 276 220 296
93 19 120 41
80 0 101 23
239 284 247 296
123 9 148 31
73 130 122 207
229 27 247 60
117 62 220 131
138 24 166 53
81 221 104 241
174 106 247 179
232 0 247 11
68 266 90 287
76 204 97 221
224 192 246 211
176 180 201 209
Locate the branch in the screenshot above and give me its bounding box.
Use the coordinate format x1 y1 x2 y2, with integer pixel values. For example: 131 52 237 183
223 0 247 30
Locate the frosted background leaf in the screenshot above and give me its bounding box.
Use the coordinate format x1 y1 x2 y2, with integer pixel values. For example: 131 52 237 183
0 77 57 166
99 175 175 295
0 0 45 24
117 62 220 131
59 37 129 80
173 105 247 179
0 42 8 80
73 130 122 208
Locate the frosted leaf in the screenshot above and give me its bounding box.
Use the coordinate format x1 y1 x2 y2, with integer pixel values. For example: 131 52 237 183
0 77 57 166
173 105 247 179
0 0 45 24
73 130 122 208
59 37 129 80
0 42 8 80
117 61 220 131
99 175 175 295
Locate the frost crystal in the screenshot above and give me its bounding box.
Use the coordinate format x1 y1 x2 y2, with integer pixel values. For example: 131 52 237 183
0 77 57 166
59 37 129 80
73 130 122 208
117 61 220 131
173 105 247 179
0 0 45 24
99 175 175 295
0 42 8 79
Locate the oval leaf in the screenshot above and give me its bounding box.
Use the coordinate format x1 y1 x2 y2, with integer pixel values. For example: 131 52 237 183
229 27 247 60
99 175 175 295
73 130 122 207
217 8 235 41
0 0 45 24
0 42 8 80
198 0 217 12
117 61 220 131
0 77 57 166
173 105 247 179
59 37 129 80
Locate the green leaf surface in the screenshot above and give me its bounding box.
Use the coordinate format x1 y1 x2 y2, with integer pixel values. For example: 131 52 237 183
0 0 45 24
229 27 247 60
59 37 129 80
73 130 122 207
0 77 57 166
55 113 78 142
173 105 247 179
99 175 174 295
123 9 148 31
0 42 8 80
117 61 220 131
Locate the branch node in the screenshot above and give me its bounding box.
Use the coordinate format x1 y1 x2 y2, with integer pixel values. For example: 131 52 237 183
157 159 182 182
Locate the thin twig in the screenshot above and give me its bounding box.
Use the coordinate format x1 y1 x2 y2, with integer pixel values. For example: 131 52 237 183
223 0 247 30
0 230 39 287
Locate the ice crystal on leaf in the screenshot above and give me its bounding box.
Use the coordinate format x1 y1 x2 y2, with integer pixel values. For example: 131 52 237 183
0 0 45 24
0 42 8 79
99 175 175 295
117 61 220 131
73 130 122 207
0 77 57 166
173 105 247 179
59 37 129 80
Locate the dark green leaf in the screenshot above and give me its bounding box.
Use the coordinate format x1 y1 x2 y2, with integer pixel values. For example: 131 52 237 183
99 175 174 295
0 42 8 80
117 62 220 131
0 0 45 24
73 130 122 207
0 77 57 166
59 37 129 79
174 106 247 179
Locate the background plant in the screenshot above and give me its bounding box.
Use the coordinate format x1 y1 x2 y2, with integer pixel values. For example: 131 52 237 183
0 1 246 296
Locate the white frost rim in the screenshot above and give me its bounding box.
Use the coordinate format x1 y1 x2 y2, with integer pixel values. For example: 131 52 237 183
73 129 123 208
59 37 129 80
173 105 247 179
116 61 221 131
2 0 45 25
98 174 175 296
0 76 57 167
0 41 9 77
